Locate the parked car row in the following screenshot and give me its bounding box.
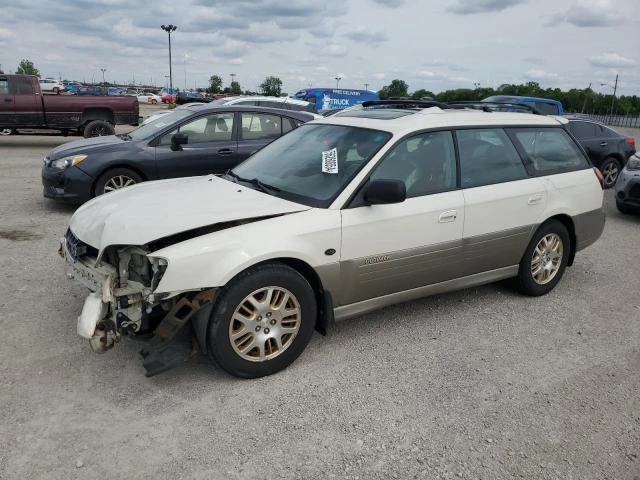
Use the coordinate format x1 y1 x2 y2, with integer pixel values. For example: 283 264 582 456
56 99 608 378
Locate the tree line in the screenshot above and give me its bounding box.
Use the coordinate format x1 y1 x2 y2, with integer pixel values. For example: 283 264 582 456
378 79 640 115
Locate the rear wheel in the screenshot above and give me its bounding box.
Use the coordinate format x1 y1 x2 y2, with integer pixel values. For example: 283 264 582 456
514 220 570 296
152 99 158 105
94 167 142 196
600 157 621 189
83 120 115 138
207 263 317 378
53 87 60 94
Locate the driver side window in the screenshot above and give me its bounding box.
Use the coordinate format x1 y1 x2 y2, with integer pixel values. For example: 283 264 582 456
369 130 457 197
158 113 234 145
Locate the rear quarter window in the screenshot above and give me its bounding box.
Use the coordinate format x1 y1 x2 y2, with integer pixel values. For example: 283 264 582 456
509 128 589 175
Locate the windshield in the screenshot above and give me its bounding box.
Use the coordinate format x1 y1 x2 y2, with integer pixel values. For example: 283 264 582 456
126 109 194 141
231 124 392 207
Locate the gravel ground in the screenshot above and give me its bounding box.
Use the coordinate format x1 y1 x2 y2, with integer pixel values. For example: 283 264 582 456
0 124 638 480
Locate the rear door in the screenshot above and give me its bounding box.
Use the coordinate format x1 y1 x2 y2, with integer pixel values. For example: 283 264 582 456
0 76 14 126
235 112 289 159
153 111 240 178
568 120 603 166
456 128 547 275
10 77 44 126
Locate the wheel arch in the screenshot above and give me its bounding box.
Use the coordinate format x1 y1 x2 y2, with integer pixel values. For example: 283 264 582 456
81 108 115 125
545 214 577 266
244 257 334 335
91 163 148 197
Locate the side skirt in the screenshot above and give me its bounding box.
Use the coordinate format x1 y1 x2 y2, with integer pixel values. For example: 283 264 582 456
333 265 519 322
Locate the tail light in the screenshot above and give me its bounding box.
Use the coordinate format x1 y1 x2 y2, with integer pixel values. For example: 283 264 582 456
625 137 635 146
593 167 605 189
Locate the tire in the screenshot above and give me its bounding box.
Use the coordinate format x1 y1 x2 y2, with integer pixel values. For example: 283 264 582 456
514 220 570 296
53 87 60 95
207 263 317 378
94 167 143 196
599 157 621 189
152 99 158 105
83 120 115 138
616 200 632 214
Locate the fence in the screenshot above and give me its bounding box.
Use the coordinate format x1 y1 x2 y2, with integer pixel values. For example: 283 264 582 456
573 113 640 128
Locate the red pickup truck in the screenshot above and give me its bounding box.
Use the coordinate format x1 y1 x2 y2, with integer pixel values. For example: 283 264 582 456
0 74 140 138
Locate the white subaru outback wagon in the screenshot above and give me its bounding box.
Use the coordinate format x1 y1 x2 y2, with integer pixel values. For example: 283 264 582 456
61 101 605 378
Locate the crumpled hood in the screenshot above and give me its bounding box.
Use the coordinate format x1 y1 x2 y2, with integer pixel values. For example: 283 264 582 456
69 175 310 251
48 135 127 159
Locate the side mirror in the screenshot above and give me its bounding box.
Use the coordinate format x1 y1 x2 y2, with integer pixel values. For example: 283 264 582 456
171 132 188 151
363 179 406 205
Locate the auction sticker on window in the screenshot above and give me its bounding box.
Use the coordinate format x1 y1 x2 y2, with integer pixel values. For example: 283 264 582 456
322 148 338 174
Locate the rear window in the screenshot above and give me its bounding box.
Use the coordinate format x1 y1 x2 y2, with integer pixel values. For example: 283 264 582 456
509 128 589 175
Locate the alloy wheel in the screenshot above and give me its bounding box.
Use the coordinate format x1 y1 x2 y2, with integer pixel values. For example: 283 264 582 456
602 162 619 187
531 233 563 285
229 286 301 362
103 175 137 192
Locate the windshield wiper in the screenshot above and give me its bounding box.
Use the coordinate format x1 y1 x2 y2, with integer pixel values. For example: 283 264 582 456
225 170 280 195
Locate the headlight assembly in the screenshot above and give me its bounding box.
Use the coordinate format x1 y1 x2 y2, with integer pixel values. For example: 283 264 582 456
51 154 87 169
626 155 640 171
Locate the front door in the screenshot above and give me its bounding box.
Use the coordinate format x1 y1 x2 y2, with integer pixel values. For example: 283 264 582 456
456 127 547 275
340 130 464 306
153 111 240 178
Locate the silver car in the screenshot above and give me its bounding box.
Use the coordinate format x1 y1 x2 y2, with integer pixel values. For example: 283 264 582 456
615 153 640 214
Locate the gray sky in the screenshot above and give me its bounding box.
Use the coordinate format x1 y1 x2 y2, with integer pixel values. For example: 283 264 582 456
1 0 638 95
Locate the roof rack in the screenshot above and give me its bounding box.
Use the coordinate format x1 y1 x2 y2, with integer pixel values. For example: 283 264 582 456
447 101 542 115
361 99 450 109
357 99 543 115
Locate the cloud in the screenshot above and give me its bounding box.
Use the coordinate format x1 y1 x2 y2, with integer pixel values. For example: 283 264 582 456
549 0 624 27
524 69 559 81
523 57 545 65
587 52 637 68
0 28 15 40
447 0 527 15
372 0 405 7
343 26 387 43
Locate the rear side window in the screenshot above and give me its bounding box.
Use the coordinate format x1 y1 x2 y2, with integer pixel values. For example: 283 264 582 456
569 121 596 139
240 113 282 140
457 128 527 188
509 128 589 175
534 102 559 115
0 78 8 95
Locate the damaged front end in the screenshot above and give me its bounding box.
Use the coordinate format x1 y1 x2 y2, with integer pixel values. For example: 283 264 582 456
60 228 215 376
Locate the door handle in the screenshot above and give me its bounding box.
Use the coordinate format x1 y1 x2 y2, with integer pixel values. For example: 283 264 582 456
599 142 608 147
438 210 457 223
217 148 233 156
528 194 544 205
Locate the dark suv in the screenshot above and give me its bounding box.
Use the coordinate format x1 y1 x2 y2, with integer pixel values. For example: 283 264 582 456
176 91 211 105
566 117 636 188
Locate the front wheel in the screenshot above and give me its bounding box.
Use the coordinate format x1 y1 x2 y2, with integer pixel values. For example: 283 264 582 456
616 200 632 214
207 263 317 378
514 220 570 296
600 157 621 189
94 167 142 196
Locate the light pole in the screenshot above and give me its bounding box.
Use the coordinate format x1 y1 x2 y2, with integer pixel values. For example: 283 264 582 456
100 68 106 85
164 75 170 90
364 83 369 90
160 24 177 92
230 73 236 93
334 76 342 89
600 73 618 117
